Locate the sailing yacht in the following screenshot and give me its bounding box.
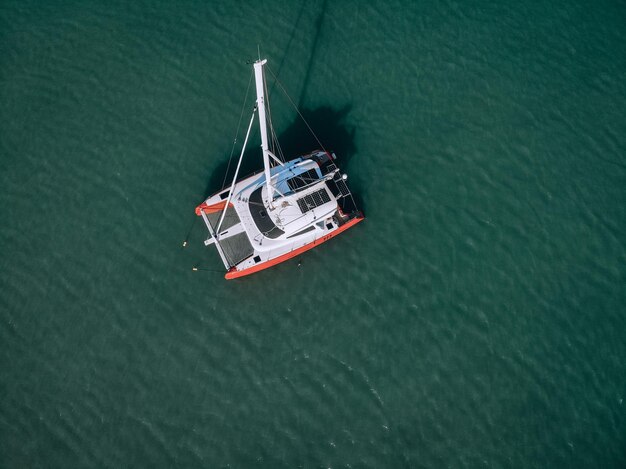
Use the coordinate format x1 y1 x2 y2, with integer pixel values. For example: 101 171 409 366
195 59 363 279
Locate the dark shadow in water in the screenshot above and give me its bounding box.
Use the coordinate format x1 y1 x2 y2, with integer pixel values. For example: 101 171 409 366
297 0 328 107
267 0 307 97
274 105 355 166
202 104 363 212
265 0 327 107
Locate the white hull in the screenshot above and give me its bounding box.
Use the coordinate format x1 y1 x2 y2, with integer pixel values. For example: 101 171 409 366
195 58 363 278
197 151 363 278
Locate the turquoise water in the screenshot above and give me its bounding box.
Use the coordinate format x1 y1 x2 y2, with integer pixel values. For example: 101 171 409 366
1 0 625 467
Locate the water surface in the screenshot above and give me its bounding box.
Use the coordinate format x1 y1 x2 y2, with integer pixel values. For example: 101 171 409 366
1 0 625 467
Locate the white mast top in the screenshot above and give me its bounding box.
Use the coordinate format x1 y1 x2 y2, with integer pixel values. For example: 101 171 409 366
253 59 274 204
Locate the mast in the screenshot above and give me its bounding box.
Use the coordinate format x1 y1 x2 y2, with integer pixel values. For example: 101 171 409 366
253 59 274 203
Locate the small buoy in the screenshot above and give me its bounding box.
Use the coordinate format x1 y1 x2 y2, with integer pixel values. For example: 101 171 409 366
182 241 187 247
192 267 198 271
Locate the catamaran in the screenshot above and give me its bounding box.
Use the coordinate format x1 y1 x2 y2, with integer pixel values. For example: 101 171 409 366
195 58 363 279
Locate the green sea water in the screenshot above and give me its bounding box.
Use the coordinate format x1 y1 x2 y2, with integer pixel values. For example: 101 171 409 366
1 1 625 467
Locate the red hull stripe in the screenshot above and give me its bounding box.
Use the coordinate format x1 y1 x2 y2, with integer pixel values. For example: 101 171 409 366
225 215 364 279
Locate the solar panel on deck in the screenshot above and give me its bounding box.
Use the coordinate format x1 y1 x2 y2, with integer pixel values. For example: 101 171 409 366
297 188 331 213
335 178 351 197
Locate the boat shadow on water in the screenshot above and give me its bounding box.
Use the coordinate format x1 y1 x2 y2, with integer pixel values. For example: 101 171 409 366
202 104 365 212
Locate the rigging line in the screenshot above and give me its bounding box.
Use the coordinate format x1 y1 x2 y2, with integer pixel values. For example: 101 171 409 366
192 267 227 273
276 131 285 161
269 121 285 163
349 192 359 213
222 70 254 189
216 106 257 234
263 66 288 163
272 113 285 162
262 67 275 160
265 65 329 155
181 216 198 248
263 67 285 164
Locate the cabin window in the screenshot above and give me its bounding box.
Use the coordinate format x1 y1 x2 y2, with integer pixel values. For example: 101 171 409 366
287 169 319 192
286 225 316 239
